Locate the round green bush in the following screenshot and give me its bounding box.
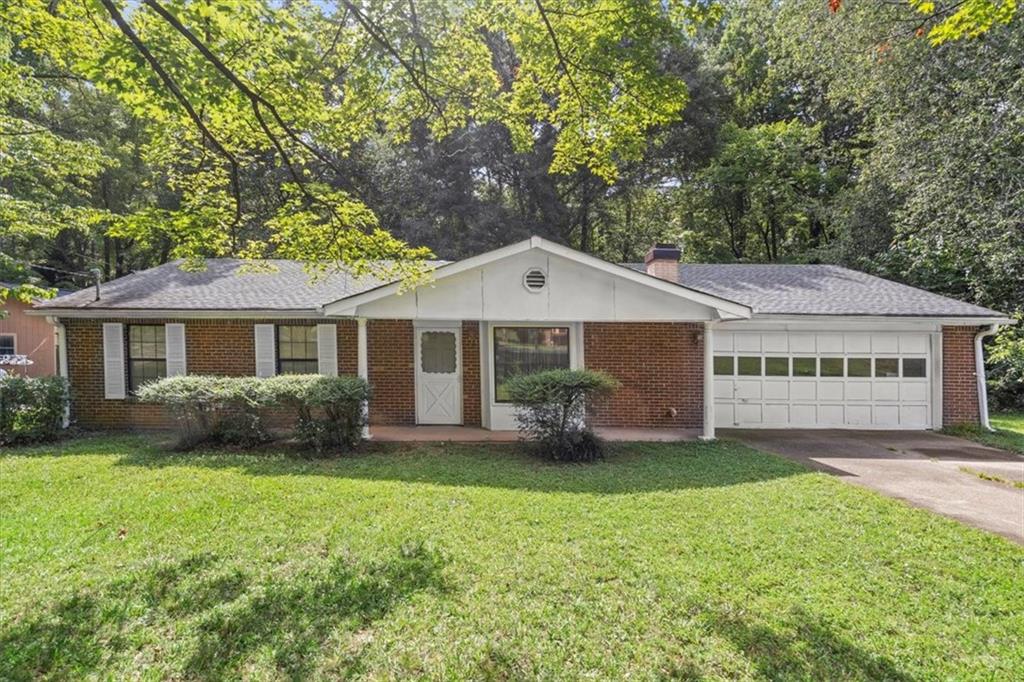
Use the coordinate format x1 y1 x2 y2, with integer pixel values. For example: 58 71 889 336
505 369 618 462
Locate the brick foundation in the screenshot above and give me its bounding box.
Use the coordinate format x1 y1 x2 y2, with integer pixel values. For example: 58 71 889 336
583 322 704 428
942 326 981 427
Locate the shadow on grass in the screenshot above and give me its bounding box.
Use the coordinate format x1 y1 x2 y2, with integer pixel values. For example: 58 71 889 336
0 543 446 680
703 605 915 681
3 433 811 494
120 437 810 494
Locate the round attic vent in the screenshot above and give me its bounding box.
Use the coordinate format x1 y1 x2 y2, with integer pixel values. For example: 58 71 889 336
523 267 547 292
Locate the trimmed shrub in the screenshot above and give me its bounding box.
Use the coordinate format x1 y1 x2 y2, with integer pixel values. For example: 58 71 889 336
0 375 69 445
505 369 619 462
209 377 274 447
269 374 371 453
136 375 222 448
138 374 370 452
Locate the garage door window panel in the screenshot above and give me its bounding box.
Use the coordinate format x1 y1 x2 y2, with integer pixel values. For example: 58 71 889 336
713 356 734 376
793 357 817 377
848 358 871 377
820 358 844 377
738 356 762 376
875 358 899 378
765 357 789 376
902 358 927 378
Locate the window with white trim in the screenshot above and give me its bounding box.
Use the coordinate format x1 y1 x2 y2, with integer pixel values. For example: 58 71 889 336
128 325 166 392
493 326 569 402
277 325 318 374
0 334 14 356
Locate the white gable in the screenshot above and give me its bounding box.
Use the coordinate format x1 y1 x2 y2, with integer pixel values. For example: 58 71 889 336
326 243 748 322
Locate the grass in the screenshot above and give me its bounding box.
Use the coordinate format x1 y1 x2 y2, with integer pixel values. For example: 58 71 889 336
2 436 1022 680
959 466 1024 489
944 411 1024 454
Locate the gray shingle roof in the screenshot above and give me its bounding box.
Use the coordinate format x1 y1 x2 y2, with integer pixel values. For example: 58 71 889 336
624 263 1003 317
37 257 1003 319
35 259 446 311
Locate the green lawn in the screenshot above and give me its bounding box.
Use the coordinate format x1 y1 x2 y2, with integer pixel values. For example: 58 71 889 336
2 436 1022 680
945 411 1024 454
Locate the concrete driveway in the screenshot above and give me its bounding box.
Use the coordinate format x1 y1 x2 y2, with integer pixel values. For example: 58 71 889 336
724 429 1024 544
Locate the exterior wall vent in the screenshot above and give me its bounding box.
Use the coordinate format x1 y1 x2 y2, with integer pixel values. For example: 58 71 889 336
523 268 547 292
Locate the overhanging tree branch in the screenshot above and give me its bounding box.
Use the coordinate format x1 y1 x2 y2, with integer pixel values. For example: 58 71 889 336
95 0 242 227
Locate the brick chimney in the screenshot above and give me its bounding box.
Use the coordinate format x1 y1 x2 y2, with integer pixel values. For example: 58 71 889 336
644 243 681 282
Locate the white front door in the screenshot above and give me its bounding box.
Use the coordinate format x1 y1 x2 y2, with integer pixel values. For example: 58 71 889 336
415 325 462 424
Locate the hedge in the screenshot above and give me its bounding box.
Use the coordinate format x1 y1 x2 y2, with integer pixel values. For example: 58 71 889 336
137 374 371 452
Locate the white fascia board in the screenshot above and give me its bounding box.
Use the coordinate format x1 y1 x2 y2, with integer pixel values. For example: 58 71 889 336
721 314 1015 330
322 235 752 319
25 308 325 319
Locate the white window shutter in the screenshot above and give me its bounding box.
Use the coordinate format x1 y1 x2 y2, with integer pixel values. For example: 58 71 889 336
317 324 338 376
254 324 276 377
102 323 126 399
165 324 187 376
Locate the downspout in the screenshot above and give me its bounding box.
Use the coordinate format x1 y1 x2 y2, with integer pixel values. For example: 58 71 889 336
974 324 999 431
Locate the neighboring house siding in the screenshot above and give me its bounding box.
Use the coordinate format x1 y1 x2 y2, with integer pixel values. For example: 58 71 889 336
0 299 57 377
584 322 704 428
367 319 415 425
462 321 482 427
942 326 981 427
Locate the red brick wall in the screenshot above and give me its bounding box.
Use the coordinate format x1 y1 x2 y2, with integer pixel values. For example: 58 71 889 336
462 321 481 426
64 318 373 429
584 322 704 428
367 319 415 425
942 326 981 426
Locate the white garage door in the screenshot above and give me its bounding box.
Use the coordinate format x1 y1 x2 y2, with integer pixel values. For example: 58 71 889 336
713 331 934 429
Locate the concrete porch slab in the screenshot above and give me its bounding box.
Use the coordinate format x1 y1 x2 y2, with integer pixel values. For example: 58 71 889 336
369 425 699 443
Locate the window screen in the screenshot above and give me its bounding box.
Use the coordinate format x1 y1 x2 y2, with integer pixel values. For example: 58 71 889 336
128 325 166 392
0 334 13 356
278 325 318 374
493 327 569 402
421 331 457 373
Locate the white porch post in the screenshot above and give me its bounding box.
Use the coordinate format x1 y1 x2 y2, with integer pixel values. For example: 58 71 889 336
701 321 716 441
357 317 370 439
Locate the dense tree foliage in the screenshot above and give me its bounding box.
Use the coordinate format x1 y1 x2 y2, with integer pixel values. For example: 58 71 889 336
1 1 1021 395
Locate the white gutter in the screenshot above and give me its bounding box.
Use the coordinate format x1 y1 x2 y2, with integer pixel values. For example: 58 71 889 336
974 324 1000 431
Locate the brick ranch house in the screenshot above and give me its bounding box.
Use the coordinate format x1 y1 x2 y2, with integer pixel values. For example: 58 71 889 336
30 237 1013 438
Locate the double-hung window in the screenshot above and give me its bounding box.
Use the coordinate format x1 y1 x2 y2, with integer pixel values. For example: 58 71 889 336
277 325 318 374
493 326 570 402
128 325 166 392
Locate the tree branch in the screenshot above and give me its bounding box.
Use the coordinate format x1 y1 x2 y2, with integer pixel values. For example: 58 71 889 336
95 0 242 227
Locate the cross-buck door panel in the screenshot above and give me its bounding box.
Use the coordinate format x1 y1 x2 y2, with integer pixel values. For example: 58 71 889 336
415 326 462 425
